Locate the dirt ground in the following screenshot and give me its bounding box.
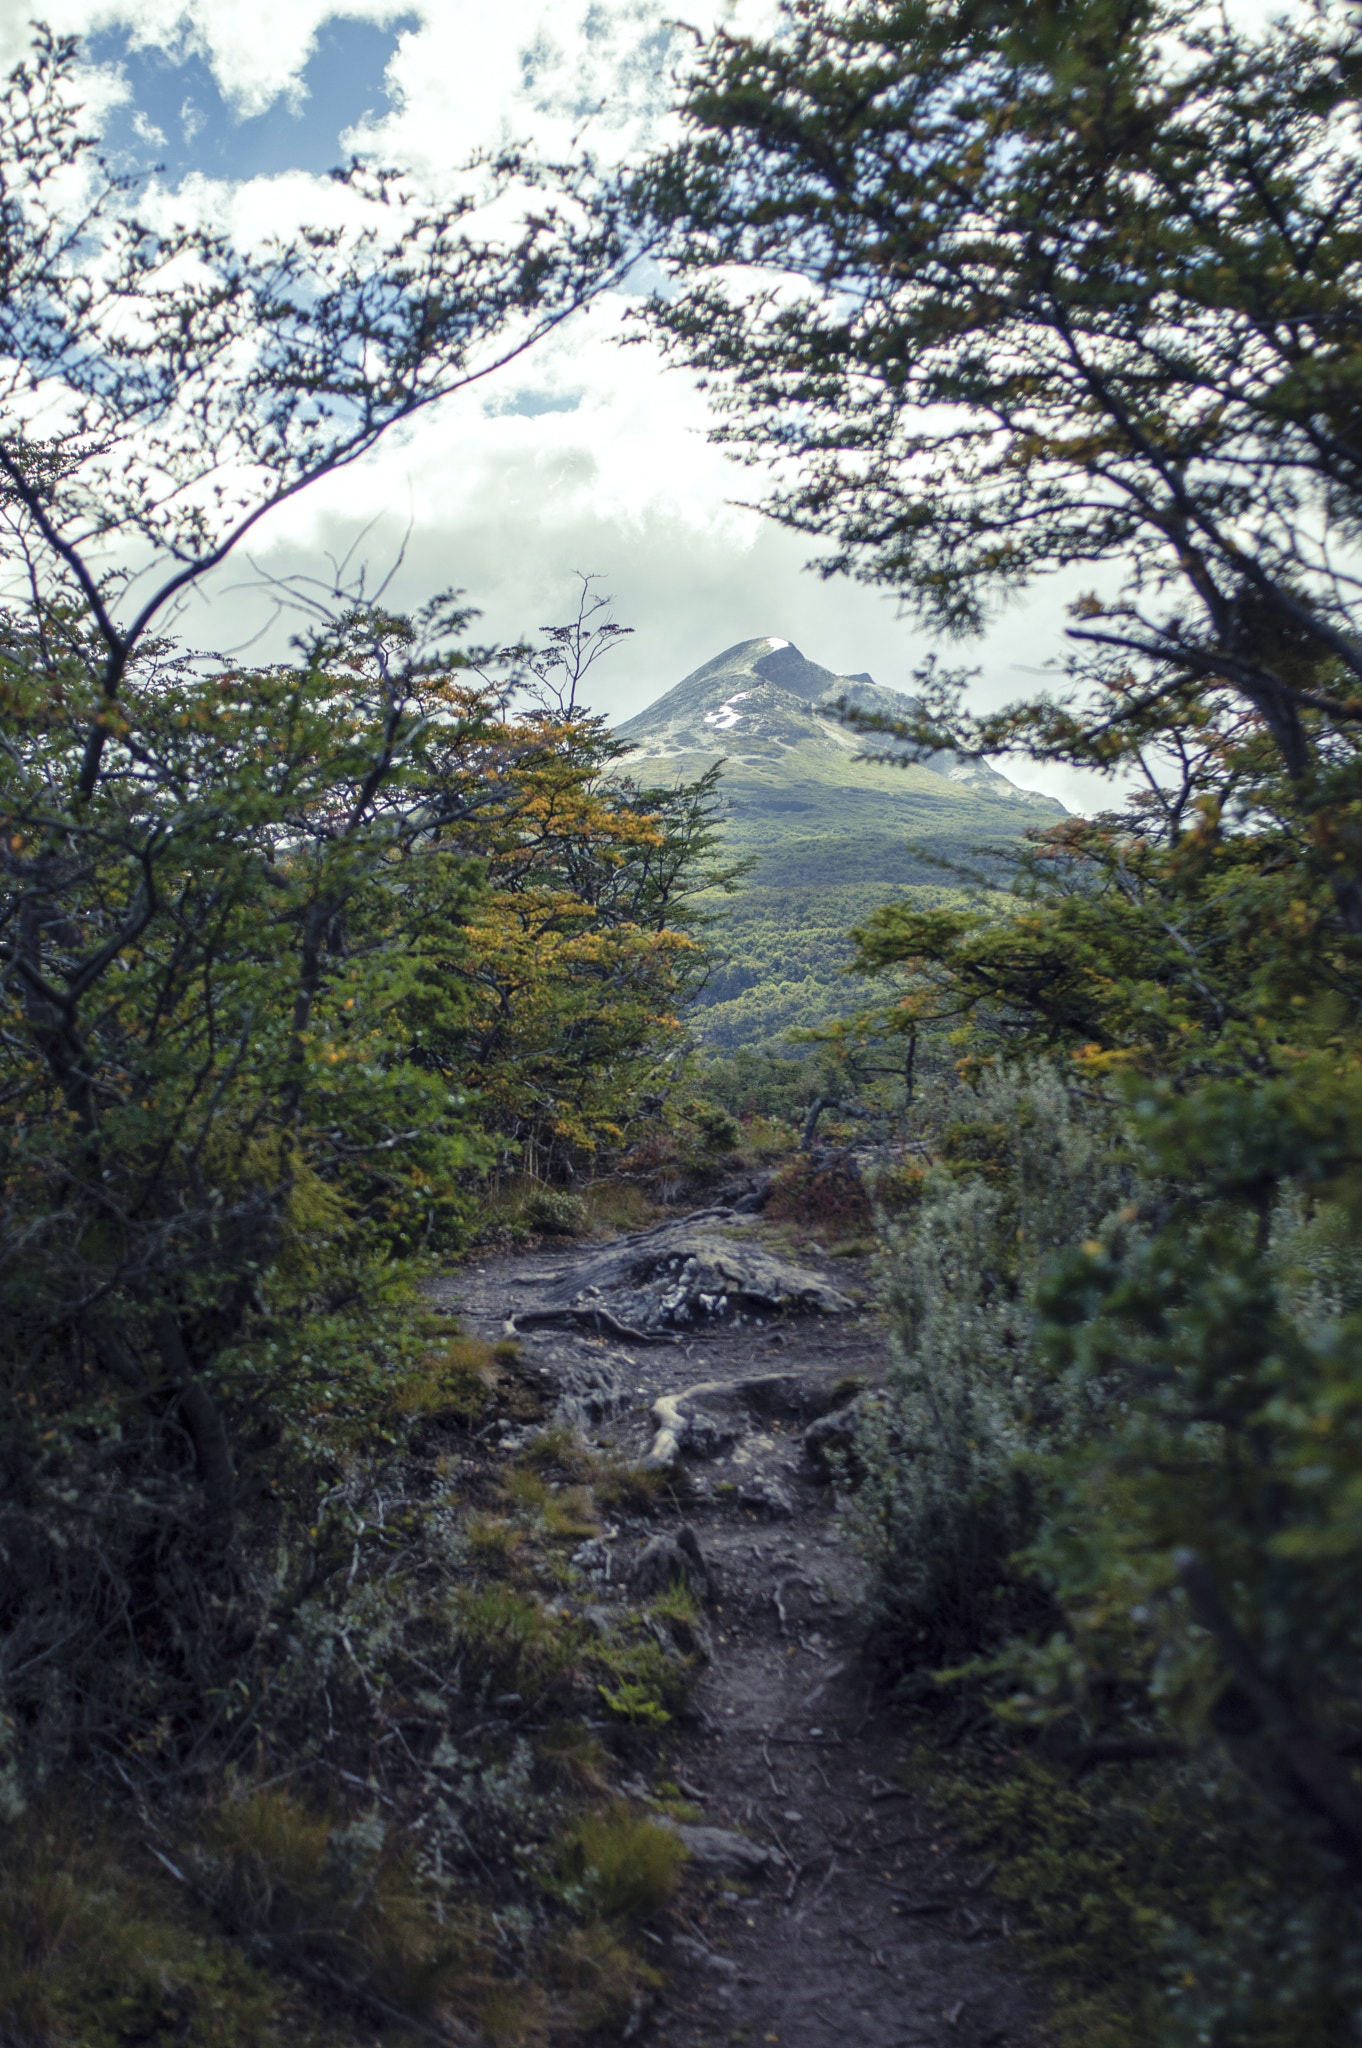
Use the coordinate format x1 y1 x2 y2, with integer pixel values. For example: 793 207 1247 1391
440 1214 1038 2048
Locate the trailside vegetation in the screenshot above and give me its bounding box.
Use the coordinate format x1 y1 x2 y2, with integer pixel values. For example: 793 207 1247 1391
636 1 1362 2039
0 35 722 2045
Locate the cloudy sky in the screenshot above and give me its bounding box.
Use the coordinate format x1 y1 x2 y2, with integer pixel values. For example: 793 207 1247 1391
1 0 1248 808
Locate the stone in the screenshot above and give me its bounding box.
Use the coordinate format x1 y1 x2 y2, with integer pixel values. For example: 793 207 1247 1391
802 1393 878 1483
738 1475 795 1519
655 1603 714 1661
506 1211 854 1340
668 1823 783 1877
627 1524 712 1602
672 1935 738 1975
646 1372 857 1470
680 1409 738 1460
570 1537 614 1579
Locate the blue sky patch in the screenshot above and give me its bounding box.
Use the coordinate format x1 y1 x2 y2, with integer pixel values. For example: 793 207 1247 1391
91 12 418 184
496 390 583 418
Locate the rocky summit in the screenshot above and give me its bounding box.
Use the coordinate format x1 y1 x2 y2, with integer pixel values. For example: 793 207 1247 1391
613 634 1062 818
612 637 1062 1048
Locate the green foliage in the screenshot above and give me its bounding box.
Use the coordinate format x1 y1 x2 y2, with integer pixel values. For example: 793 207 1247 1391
906 1746 1362 2048
852 1064 1134 1677
856 1061 1362 2043
683 1101 743 1152
693 869 969 1052
847 811 1362 1081
192 1786 462 2013
0 39 718 2048
638 5 1362 2034
765 1153 874 1234
524 1188 592 1237
0 1811 290 2048
1018 1064 1362 1779
551 1805 688 1922
595 1682 673 1729
639 0 1362 893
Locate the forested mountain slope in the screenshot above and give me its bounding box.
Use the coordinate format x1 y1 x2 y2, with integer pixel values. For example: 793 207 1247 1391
614 636 1062 1044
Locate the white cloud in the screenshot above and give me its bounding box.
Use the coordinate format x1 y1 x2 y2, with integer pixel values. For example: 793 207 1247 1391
7 0 1302 819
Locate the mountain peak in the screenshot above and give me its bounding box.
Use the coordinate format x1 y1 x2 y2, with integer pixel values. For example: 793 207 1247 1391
614 635 1063 814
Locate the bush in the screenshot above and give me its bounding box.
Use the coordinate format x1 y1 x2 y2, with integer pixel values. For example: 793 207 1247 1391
551 1805 687 1922
691 1103 743 1152
524 1189 592 1237
192 1785 463 2011
857 1058 1362 2044
765 1153 873 1233
906 1745 1362 2048
0 1810 287 2048
848 1064 1135 1676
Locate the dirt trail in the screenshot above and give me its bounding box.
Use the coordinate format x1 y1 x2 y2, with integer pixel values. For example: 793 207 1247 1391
441 1212 1036 2048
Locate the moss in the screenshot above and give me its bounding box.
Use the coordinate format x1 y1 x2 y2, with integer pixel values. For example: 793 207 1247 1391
502 1467 601 1542
450 1585 581 1701
592 1459 667 1514
388 1334 501 1424
593 1627 696 1725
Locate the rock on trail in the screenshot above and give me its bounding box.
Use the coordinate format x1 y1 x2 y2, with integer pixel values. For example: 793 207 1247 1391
441 1208 1037 2048
503 1210 854 1342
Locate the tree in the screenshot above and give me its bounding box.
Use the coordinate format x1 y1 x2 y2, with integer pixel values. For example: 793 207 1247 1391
636 11 1362 2027
0 29 624 776
374 644 737 1173
634 0 1362 925
0 31 643 1789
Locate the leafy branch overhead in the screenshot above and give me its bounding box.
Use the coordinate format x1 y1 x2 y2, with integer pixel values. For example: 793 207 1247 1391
0 28 630 793
634 0 1362 913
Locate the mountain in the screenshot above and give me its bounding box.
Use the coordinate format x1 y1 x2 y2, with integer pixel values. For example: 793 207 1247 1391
615 635 1061 818
612 637 1062 1051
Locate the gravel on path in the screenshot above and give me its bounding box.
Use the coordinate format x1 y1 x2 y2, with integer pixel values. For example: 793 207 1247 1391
441 1216 1037 2048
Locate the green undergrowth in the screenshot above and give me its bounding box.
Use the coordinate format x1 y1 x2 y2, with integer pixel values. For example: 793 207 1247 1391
854 1063 1362 2045
471 1174 661 1246
0 1308 709 2048
903 1740 1359 2048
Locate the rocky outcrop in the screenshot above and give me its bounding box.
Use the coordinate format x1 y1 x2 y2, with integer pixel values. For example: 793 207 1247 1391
505 1211 852 1342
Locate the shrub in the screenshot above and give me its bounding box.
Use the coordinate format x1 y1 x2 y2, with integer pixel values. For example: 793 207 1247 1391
910 1743 1362 2048
0 1809 286 2048
765 1153 873 1232
859 1059 1362 2044
686 1103 743 1153
849 1064 1136 1678
192 1785 464 2011
525 1189 592 1237
551 1805 687 1922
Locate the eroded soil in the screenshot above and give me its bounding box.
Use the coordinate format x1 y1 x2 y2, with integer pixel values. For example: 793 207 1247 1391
440 1213 1036 2048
